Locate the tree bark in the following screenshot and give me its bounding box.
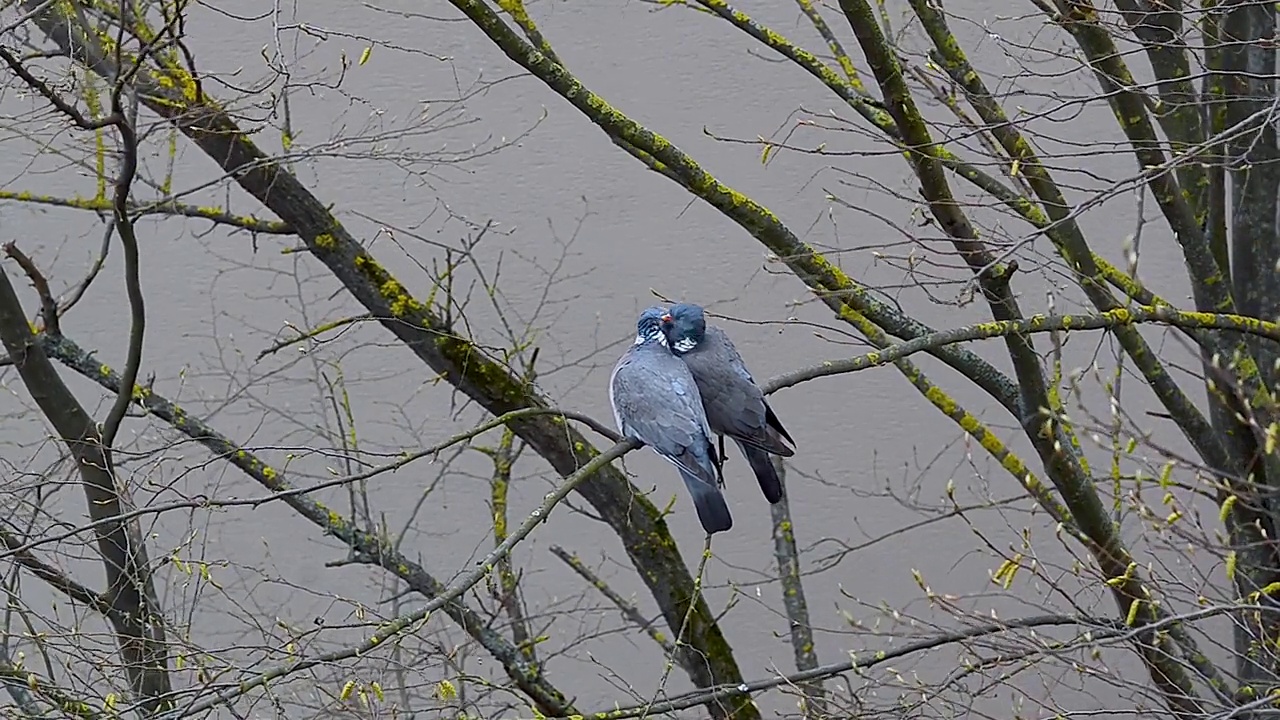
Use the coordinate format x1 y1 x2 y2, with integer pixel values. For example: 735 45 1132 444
0 267 172 714
18 4 754 716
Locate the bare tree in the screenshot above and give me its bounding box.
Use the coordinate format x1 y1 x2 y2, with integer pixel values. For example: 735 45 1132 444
2 0 1280 718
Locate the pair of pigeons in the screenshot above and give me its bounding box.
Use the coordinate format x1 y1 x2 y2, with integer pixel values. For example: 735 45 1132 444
609 303 795 534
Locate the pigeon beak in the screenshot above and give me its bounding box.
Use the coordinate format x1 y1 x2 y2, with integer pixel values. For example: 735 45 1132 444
660 313 672 325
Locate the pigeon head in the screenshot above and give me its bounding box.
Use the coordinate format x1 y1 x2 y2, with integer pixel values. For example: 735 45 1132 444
660 303 706 355
633 306 670 346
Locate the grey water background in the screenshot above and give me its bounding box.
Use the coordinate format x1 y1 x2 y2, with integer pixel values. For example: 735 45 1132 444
0 0 1215 716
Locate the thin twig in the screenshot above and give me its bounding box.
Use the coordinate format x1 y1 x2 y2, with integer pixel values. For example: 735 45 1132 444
485 428 537 662
0 396 623 561
0 190 293 234
768 459 823 716
640 533 714 717
57 218 114 320
256 313 373 360
157 439 635 719
595 614 1118 719
0 663 99 719
0 45 122 129
764 305 1280 395
0 525 115 619
549 544 678 656
30 328 629 717
2 243 59 335
99 76 144 451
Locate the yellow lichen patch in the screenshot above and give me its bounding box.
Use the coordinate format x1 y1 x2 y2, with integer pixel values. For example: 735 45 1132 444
351 254 427 319
151 65 200 104
973 320 1014 337
1 190 286 232
326 508 346 531
0 190 106 212
1106 308 1132 325
835 305 891 349
314 233 336 249
793 0 862 88
428 331 535 408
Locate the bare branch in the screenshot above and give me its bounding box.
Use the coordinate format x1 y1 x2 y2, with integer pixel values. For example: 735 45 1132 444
256 313 374 360
98 64 144 453
484 427 537 663
596 614 1121 719
765 305 1280 394
0 525 114 620
0 663 100 719
549 544 679 656
34 329 633 717
0 44 121 129
0 190 293 234
0 265 172 713
156 437 637 720
2 243 59 335
16 4 754 709
768 459 823 716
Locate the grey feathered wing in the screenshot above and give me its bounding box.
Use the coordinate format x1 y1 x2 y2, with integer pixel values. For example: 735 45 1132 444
681 326 795 504
610 345 732 533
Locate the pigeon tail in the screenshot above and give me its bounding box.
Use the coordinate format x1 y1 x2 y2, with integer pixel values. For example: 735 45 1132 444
678 469 733 533
764 402 796 448
735 426 795 458
737 440 785 504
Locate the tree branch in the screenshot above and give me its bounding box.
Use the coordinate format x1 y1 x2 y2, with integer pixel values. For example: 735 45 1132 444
549 544 680 657
1110 0 1208 216
2 243 59 335
484 427 537 663
0 189 293 234
0 398 623 563
0 525 116 621
156 437 637 720
792 0 865 88
0 663 101 720
429 0 1092 577
591 614 1124 719
1220 0 1280 687
1045 0 1231 317
764 305 1280 394
98 65 144 452
0 265 172 714
0 22 148 453
18 5 755 713
255 313 373 360
768 459 823 716
907 0 1241 479
33 330 594 718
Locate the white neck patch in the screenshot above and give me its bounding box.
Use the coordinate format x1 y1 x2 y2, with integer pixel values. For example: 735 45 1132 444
674 337 697 353
635 329 668 346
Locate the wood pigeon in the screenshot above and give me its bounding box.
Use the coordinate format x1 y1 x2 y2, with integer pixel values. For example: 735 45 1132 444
609 306 732 534
660 303 795 504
